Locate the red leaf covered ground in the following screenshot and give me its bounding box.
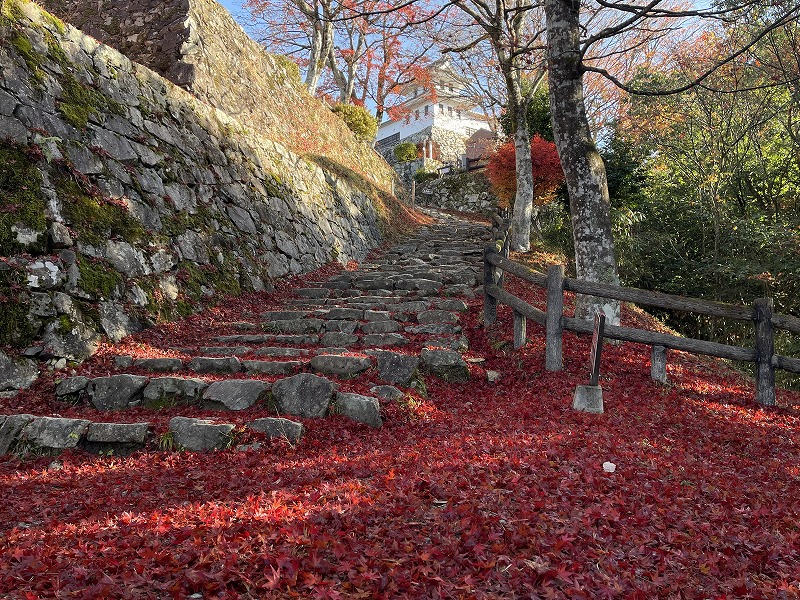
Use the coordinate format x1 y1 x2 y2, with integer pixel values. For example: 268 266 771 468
2 254 799 598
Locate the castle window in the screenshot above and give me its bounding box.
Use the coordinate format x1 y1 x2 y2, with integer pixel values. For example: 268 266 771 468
438 103 443 113
447 106 453 116
415 109 420 120
456 109 461 119
424 105 429 116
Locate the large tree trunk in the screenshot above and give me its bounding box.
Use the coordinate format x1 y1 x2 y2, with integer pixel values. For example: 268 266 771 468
511 105 534 251
545 0 620 324
305 22 328 94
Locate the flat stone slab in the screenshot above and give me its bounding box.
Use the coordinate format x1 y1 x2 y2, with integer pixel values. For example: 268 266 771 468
360 320 402 334
395 279 442 293
370 385 405 401
55 376 90 402
406 324 461 335
243 360 304 376
363 333 408 348
203 380 271 411
214 335 272 344
169 417 235 451
188 357 242 374
310 355 372 378
264 319 324 334
417 310 459 325
0 414 36 454
323 320 359 334
86 422 150 444
143 377 208 407
0 350 38 391
253 347 311 358
88 375 149 411
325 308 364 320
247 418 304 443
199 346 253 356
364 310 391 321
271 373 335 418
374 351 419 386
334 393 382 428
435 299 469 312
420 349 470 382
321 332 359 347
385 301 429 314
261 311 309 320
295 288 330 299
133 358 184 372
270 334 321 345
23 417 91 449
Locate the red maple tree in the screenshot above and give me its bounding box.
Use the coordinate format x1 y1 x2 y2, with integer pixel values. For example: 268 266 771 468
486 135 565 208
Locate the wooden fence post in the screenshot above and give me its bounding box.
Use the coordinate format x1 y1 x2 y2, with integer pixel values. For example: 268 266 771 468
513 310 527 349
651 345 668 383
754 297 776 406
545 265 565 371
483 246 497 325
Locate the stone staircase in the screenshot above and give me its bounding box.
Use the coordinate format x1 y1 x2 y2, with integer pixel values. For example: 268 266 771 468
0 212 491 456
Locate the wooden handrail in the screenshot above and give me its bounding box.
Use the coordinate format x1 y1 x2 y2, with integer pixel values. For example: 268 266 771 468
562 316 757 362
482 247 800 405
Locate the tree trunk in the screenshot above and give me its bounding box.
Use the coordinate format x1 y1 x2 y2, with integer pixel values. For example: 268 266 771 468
511 102 534 251
545 0 620 324
304 17 333 95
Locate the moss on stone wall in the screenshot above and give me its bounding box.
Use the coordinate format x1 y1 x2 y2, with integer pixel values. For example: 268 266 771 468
0 144 47 255
0 266 34 346
57 177 144 246
77 258 122 299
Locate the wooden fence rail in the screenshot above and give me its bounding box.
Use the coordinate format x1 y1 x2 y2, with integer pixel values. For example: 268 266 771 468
483 226 800 406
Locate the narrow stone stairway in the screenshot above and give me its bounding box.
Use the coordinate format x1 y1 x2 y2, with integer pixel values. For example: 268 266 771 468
0 212 491 455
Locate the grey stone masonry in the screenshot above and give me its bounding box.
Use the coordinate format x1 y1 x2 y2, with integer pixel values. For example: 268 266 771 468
169 417 235 451
0 0 392 374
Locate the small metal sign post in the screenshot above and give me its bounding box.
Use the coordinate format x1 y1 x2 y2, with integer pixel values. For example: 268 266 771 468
572 310 606 413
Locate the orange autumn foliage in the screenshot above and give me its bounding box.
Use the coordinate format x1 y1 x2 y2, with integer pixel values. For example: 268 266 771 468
486 136 565 209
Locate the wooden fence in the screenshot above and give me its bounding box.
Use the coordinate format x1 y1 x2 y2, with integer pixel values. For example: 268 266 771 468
483 219 800 406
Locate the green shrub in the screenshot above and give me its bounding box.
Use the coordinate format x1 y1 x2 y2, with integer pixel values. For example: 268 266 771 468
331 104 378 143
273 55 301 84
393 141 418 163
414 167 438 185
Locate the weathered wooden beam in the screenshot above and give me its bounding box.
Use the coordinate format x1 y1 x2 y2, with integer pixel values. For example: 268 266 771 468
483 246 497 326
485 284 547 325
755 298 776 406
545 265 564 372
772 313 800 335
513 310 527 349
562 316 756 362
773 354 800 374
651 345 668 384
485 254 548 287
563 278 753 321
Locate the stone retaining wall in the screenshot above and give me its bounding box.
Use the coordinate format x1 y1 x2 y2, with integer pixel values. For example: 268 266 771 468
38 0 396 188
417 172 498 214
0 1 390 367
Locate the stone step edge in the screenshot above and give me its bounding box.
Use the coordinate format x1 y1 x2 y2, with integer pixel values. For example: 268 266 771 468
2 379 405 456
0 414 306 455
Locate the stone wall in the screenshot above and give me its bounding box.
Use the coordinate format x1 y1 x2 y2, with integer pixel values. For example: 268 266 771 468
0 0 392 369
38 0 396 188
417 172 497 215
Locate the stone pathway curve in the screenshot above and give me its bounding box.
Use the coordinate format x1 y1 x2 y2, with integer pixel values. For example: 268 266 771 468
0 211 491 455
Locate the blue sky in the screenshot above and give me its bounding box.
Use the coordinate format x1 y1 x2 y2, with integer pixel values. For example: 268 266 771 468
218 0 245 20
